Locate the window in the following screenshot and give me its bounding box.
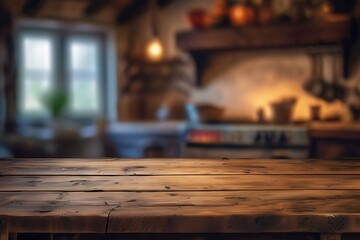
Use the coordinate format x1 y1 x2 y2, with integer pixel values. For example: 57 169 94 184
16 22 116 123
18 32 56 117
67 37 102 116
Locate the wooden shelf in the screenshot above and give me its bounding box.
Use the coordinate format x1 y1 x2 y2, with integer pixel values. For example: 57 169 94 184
176 15 353 86
177 15 351 52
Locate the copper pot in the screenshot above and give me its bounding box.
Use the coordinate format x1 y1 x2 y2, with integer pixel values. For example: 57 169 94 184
186 104 225 123
188 9 209 29
229 4 256 26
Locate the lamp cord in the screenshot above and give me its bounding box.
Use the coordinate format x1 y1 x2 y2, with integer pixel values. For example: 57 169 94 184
150 0 158 37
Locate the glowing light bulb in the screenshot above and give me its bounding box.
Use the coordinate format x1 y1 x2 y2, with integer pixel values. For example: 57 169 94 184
146 37 164 61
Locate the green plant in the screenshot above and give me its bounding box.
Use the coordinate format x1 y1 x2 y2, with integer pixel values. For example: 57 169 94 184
41 89 68 119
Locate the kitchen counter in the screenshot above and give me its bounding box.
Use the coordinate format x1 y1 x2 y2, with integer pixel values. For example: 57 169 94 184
309 122 360 139
107 121 186 135
106 121 186 158
1 158 360 239
308 123 360 159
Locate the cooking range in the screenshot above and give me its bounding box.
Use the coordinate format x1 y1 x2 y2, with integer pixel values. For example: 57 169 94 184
183 124 309 159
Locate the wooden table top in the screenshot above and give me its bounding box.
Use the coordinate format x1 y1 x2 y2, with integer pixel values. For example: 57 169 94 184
0 158 360 235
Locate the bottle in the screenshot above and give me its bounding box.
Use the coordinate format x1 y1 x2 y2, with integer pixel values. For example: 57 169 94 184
206 0 229 27
273 0 291 23
257 0 274 25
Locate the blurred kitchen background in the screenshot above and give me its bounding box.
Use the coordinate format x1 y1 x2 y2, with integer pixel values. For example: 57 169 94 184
1 0 360 160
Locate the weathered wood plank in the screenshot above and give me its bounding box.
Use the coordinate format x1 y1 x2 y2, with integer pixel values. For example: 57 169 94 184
321 233 342 240
0 175 360 192
108 210 357 233
1 158 360 234
44 233 320 240
1 190 360 215
0 192 112 233
177 15 350 51
8 234 15 240
343 234 360 240
0 190 360 233
0 233 7 240
2 158 360 176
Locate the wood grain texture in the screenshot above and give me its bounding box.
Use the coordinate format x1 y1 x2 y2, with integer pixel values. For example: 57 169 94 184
2 158 360 176
0 158 360 235
47 233 320 240
0 233 7 240
177 15 350 51
321 233 342 240
0 190 360 233
1 175 360 192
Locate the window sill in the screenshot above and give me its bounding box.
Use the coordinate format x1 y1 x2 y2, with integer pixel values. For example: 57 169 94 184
9 124 98 141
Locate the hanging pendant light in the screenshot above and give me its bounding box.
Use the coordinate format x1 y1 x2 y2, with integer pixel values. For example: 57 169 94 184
146 0 164 62
146 37 163 61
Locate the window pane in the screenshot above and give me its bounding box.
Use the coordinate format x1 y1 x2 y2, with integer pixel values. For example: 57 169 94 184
70 80 99 112
68 39 101 115
24 38 52 71
71 41 97 71
19 34 54 117
23 78 50 113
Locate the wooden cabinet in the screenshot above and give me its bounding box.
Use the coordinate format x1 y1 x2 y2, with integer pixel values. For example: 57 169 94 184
309 123 360 159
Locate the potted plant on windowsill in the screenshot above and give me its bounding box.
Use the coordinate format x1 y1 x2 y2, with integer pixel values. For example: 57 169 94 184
41 89 69 135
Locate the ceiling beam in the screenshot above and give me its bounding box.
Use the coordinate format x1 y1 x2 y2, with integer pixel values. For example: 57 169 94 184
116 0 175 25
22 0 46 16
84 0 112 16
158 0 175 8
116 0 146 25
0 1 12 29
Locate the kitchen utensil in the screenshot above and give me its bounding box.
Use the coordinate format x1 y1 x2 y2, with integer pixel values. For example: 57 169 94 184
303 53 318 93
350 106 360 121
314 54 328 99
186 103 225 123
185 103 200 123
256 107 266 123
323 53 337 103
197 104 225 123
313 0 333 19
322 82 336 103
304 53 326 98
288 0 309 23
332 53 346 102
207 0 228 27
229 1 256 26
257 0 275 25
310 105 321 121
188 9 209 29
271 97 297 124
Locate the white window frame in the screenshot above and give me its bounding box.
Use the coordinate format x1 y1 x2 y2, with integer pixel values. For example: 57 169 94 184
15 19 117 124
